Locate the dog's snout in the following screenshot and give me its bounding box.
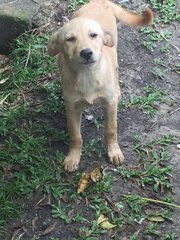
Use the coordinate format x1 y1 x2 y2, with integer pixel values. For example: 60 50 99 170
80 48 93 60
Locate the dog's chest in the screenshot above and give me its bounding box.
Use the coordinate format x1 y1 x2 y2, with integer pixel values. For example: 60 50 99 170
75 72 101 104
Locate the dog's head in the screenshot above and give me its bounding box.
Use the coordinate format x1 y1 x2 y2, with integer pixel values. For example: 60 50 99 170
48 17 114 66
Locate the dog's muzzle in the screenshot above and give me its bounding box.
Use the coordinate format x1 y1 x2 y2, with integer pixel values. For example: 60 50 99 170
80 48 93 61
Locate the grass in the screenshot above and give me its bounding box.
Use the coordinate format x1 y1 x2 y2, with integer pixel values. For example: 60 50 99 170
0 32 65 231
68 0 88 11
141 0 179 54
118 135 176 191
120 86 170 116
149 0 180 23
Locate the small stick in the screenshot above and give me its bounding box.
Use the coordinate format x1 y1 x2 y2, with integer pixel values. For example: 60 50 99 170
169 107 180 116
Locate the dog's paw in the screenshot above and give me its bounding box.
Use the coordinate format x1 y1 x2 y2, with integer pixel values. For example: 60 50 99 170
108 143 124 166
63 151 81 172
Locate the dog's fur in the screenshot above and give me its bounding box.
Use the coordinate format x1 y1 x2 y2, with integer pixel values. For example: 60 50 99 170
48 0 153 172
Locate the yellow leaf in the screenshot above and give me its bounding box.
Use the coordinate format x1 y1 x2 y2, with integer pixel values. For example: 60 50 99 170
77 172 91 194
97 214 116 229
90 165 103 182
97 214 108 225
101 221 117 229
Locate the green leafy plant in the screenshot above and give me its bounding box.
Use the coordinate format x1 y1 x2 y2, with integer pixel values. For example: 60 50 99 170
51 202 71 223
68 0 88 11
129 87 169 116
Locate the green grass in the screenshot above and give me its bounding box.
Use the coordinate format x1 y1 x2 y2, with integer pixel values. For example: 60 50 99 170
119 87 170 116
118 135 176 191
149 0 180 23
0 32 65 232
68 0 88 11
141 0 179 54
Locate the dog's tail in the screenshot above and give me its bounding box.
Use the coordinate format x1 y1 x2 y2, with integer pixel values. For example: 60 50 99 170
90 0 153 26
111 5 153 26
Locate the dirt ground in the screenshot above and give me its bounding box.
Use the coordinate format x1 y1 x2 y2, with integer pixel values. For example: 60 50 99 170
3 0 180 239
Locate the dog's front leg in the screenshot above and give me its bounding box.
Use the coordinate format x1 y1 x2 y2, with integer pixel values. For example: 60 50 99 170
64 106 83 172
104 101 124 166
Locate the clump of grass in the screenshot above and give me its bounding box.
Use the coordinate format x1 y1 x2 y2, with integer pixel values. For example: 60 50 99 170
118 135 176 191
149 0 180 23
129 87 169 116
68 0 88 11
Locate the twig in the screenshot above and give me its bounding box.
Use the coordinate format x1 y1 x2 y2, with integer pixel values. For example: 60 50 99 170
124 194 180 209
103 193 121 213
13 82 27 103
25 22 50 34
146 122 157 132
169 107 180 116
24 46 31 68
155 27 180 52
0 93 10 105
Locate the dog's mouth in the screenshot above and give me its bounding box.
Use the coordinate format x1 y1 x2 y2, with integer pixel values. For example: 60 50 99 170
80 60 96 65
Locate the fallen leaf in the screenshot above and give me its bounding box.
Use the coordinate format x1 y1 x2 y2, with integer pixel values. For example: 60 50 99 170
0 54 9 63
97 214 108 225
77 172 91 194
32 217 39 231
0 66 11 74
147 215 165 222
77 166 104 193
101 221 117 229
39 222 57 236
90 165 103 182
97 214 116 229
11 226 27 240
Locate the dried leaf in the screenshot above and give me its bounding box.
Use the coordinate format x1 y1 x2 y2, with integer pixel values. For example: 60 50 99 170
90 165 103 182
11 227 27 240
77 172 91 194
0 66 11 74
32 217 39 230
39 222 57 236
0 55 9 65
147 215 165 222
77 166 103 193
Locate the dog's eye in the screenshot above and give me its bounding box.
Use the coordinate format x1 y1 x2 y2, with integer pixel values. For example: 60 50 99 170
66 36 76 42
90 33 98 38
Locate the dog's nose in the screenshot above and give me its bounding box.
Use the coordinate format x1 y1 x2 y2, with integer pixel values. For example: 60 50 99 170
80 48 93 60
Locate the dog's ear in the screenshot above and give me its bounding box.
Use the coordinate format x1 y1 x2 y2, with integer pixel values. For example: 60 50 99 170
103 31 114 47
47 32 61 56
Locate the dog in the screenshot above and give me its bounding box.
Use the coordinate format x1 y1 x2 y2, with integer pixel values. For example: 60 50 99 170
48 0 153 172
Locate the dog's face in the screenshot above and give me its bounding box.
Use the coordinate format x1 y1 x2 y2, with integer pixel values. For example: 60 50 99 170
48 18 114 66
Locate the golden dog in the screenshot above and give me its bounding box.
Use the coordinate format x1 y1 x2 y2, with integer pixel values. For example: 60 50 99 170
48 0 153 172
